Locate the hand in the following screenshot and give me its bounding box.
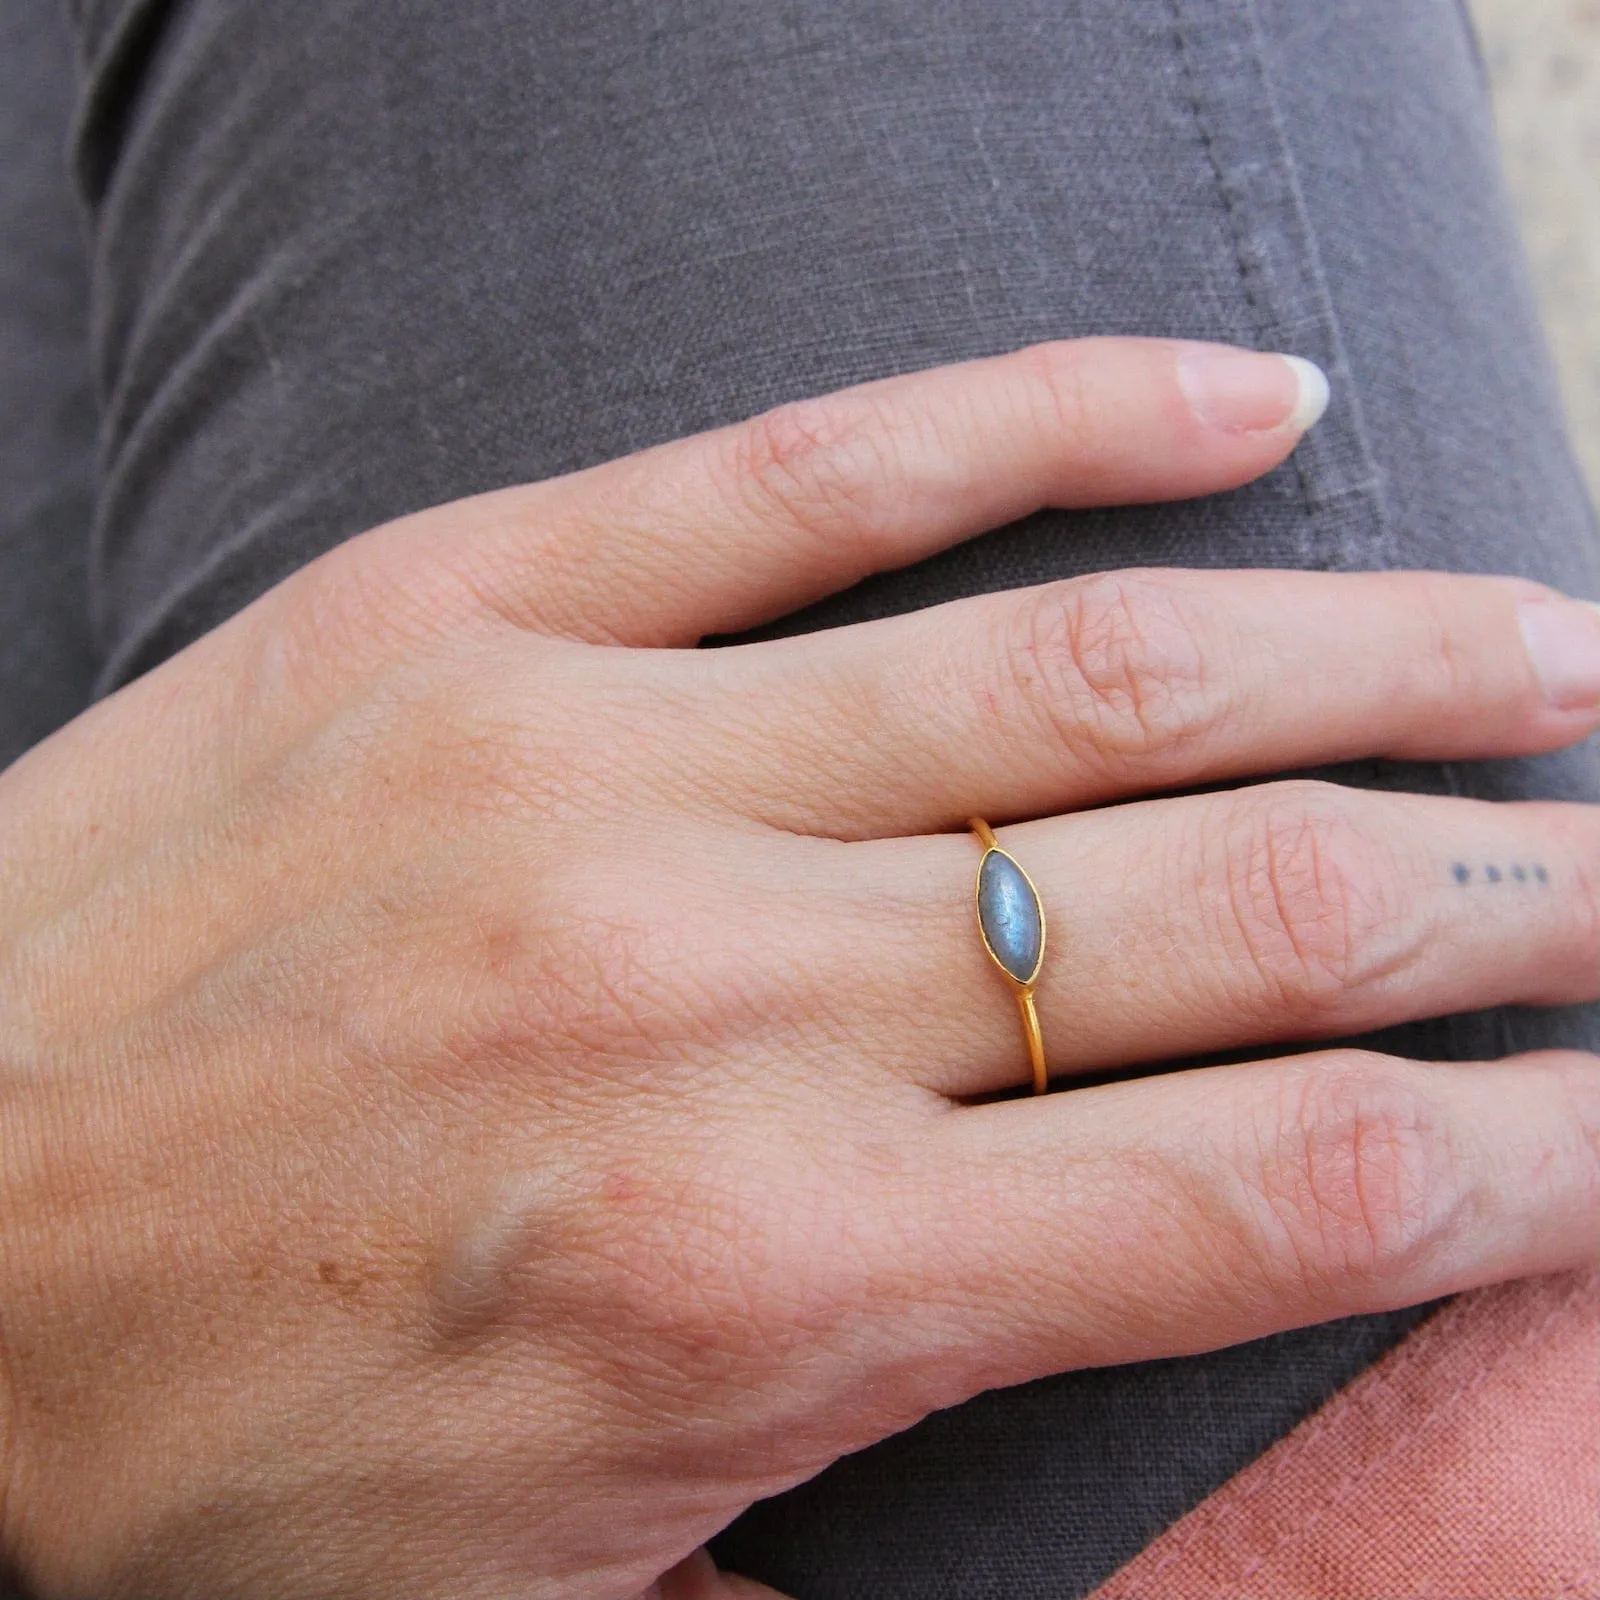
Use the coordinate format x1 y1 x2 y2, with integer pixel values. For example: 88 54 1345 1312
1 339 1597 1600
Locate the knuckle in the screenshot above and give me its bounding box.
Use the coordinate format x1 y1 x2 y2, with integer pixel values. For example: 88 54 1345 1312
455 889 711 1076
723 395 897 553
1245 1056 1466 1302
1403 574 1477 705
1024 340 1102 450
365 657 570 825
1010 572 1221 768
278 530 481 679
442 1142 848 1398
442 865 806 1092
573 1164 778 1365
593 1155 845 1377
1213 782 1401 1021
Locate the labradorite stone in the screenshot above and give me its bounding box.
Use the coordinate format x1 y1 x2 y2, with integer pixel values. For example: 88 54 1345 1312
977 849 1043 983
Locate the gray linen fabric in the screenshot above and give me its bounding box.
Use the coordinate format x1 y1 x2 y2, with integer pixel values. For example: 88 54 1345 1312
0 0 95 770
1 0 1596 1594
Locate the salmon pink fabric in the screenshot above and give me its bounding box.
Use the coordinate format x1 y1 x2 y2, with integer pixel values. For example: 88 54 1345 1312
1088 1271 1600 1599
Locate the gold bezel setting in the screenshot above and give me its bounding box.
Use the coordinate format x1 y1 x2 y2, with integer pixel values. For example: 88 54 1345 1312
969 818 1049 1095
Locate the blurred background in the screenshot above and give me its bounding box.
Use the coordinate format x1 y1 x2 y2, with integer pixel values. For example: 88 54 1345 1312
1470 0 1600 498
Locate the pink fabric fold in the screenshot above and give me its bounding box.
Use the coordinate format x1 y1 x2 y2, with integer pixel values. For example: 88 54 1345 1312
1088 1271 1600 1600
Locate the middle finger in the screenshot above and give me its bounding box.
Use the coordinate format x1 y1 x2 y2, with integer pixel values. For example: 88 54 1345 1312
685 567 1600 837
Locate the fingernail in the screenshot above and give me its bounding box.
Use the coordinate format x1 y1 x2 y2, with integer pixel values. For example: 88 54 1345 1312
1177 347 1330 435
1517 595 1600 710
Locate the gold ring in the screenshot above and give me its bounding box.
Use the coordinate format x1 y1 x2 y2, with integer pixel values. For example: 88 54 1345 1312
969 818 1048 1095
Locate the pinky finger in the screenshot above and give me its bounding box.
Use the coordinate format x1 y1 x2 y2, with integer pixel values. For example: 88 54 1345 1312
902 1048 1600 1390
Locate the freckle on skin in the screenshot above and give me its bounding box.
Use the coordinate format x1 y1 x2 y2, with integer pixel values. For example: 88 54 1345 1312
318 1260 361 1296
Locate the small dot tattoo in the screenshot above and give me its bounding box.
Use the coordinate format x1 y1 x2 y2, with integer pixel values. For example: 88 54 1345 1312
1512 864 1527 882
1451 862 1471 885
1485 865 1502 883
1536 864 1550 885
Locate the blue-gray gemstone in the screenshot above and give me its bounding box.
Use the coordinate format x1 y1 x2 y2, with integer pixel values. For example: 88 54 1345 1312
977 849 1044 984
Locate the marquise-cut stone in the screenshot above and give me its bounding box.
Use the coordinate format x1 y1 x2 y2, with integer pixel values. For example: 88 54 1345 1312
977 849 1044 984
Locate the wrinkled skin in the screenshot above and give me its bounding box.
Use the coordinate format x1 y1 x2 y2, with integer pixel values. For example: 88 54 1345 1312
0 340 1596 1599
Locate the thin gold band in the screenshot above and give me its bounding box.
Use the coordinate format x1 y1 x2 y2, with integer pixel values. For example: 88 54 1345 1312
1015 990 1046 1097
968 817 1048 1095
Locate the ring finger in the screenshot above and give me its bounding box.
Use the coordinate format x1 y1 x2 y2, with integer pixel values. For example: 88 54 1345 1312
806 781 1600 1096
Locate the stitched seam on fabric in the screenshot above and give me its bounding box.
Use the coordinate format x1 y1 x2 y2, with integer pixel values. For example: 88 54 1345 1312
1293 476 1385 507
1167 0 1395 573
1167 0 1306 520
1120 1277 1591 1595
1243 0 1394 570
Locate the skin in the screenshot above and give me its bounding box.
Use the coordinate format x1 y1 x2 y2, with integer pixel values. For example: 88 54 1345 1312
0 337 1596 1599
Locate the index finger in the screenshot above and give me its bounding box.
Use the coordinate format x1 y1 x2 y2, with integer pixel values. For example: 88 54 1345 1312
407 338 1327 645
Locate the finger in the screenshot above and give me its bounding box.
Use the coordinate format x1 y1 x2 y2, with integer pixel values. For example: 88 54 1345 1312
887 1048 1600 1393
812 783 1600 1097
403 338 1327 645
691 566 1600 836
